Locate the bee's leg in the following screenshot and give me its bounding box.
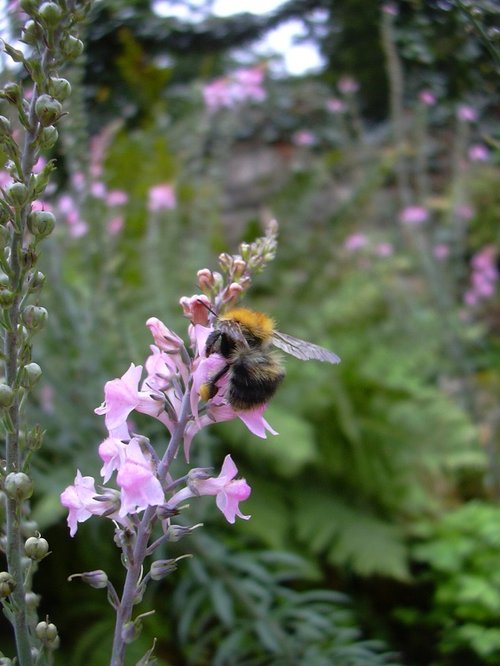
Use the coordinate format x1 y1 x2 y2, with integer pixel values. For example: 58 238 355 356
200 363 230 401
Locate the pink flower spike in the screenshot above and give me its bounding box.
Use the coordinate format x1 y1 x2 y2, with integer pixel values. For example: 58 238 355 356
60 471 102 537
116 439 165 517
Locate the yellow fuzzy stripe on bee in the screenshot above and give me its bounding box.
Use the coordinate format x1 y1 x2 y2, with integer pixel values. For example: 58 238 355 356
221 308 275 341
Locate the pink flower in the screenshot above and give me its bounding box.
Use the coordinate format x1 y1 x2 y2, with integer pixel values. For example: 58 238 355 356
399 205 429 225
146 317 184 353
95 363 170 439
60 471 103 537
71 171 86 191
374 242 393 257
232 66 266 103
433 244 450 260
107 215 124 235
468 144 489 162
99 437 127 483
382 3 398 15
116 439 165 517
418 89 437 106
148 183 176 212
106 189 128 206
292 130 315 146
344 232 367 251
326 98 346 113
338 76 359 94
457 105 478 122
203 78 234 111
168 454 251 523
90 181 107 199
180 294 211 326
33 156 46 174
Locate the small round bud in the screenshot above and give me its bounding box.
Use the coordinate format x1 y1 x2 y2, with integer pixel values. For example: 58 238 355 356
25 535 49 560
197 268 215 292
21 362 42 388
38 1 62 26
48 77 71 102
5 182 28 206
29 270 46 292
34 95 62 127
2 82 21 105
22 305 48 331
150 558 178 581
27 210 55 239
0 383 15 408
82 570 108 589
35 620 58 644
232 258 247 279
0 572 16 597
25 591 41 609
0 288 15 307
4 472 34 501
21 19 40 45
61 35 84 59
0 656 14 665
38 125 58 150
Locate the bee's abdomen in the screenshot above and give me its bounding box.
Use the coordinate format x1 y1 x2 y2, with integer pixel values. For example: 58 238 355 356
228 352 285 410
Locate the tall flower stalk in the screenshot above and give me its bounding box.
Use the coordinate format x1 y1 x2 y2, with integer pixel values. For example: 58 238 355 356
0 2 92 664
60 222 280 665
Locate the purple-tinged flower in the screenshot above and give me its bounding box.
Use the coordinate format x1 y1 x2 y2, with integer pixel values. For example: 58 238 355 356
0 170 12 188
106 189 128 207
457 105 478 122
60 471 104 537
168 454 251 523
326 98 346 113
116 439 165 517
382 3 399 15
203 78 234 112
107 215 124 236
232 66 266 104
146 317 184 353
71 171 86 191
90 181 107 199
455 203 475 221
292 130 316 146
468 144 489 162
95 363 170 440
433 244 450 260
33 156 47 174
374 242 393 257
344 232 367 251
148 183 176 212
418 89 437 106
180 294 211 326
399 205 429 225
99 437 128 483
338 76 359 94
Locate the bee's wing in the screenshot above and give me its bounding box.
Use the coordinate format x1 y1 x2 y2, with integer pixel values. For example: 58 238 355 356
272 331 341 364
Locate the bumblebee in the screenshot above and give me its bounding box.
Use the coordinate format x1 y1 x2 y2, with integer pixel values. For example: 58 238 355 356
200 307 340 411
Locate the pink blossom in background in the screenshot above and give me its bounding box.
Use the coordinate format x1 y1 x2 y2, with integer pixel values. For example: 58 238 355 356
344 232 367 251
382 3 399 15
375 242 393 257
107 215 124 235
148 183 176 212
468 144 489 162
457 105 478 122
203 78 234 111
292 130 316 146
106 189 128 206
399 205 429 225
326 98 346 113
433 244 450 260
0 170 12 188
90 181 107 199
338 76 360 94
232 65 266 103
71 171 86 191
464 245 498 307
418 89 437 106
455 204 475 221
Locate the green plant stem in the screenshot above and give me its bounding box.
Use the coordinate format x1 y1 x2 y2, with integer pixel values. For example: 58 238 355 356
110 386 192 666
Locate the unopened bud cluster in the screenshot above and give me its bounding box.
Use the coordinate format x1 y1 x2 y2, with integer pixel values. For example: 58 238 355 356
35 618 59 650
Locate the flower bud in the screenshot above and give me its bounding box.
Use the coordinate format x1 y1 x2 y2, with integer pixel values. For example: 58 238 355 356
68 569 109 589
21 247 38 270
0 287 15 307
0 656 14 665
4 472 34 501
21 362 42 388
34 95 62 126
149 558 178 581
21 19 40 45
25 535 49 560
232 258 247 279
0 571 16 597
164 524 201 542
35 620 58 644
5 182 28 207
61 35 84 59
0 115 12 139
218 252 232 270
38 126 58 150
156 504 179 520
0 383 15 408
197 268 215 292
22 305 48 331
38 1 63 26
122 621 140 644
48 77 71 102
1 82 21 105
25 591 41 609
29 270 46 292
